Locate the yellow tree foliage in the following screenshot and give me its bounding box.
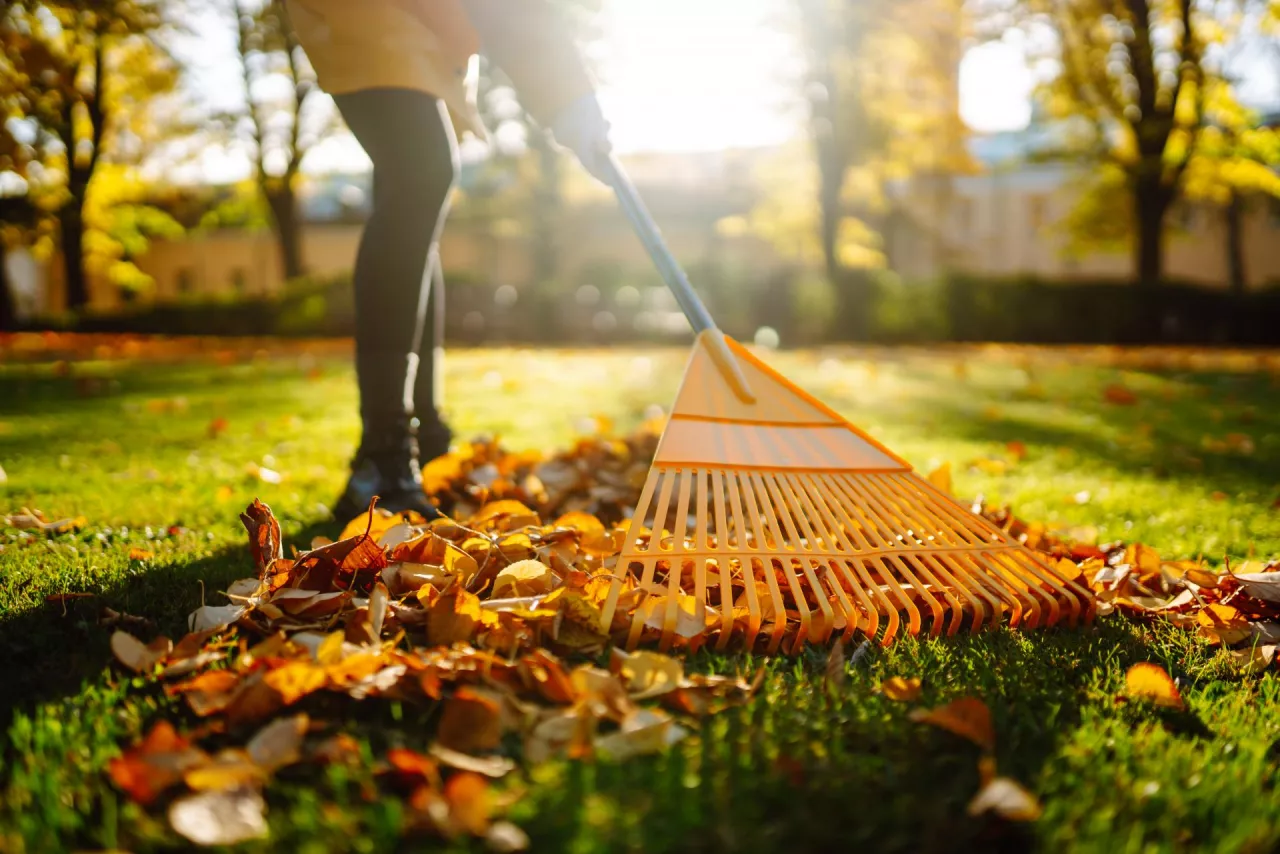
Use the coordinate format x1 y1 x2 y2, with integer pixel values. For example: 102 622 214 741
1011 0 1256 287
0 0 179 309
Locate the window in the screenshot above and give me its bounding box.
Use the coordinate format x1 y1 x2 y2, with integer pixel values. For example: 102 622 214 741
176 268 194 295
230 268 248 293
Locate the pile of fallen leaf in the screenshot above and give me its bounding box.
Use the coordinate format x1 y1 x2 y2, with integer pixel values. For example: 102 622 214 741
104 430 1280 845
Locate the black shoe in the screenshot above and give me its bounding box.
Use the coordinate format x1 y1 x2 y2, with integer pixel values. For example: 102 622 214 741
333 432 442 523
416 415 454 462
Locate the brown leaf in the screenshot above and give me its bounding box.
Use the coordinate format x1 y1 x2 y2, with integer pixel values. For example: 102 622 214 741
1104 384 1138 405
909 697 995 752
1195 603 1252 646
428 589 499 647
437 687 505 754
428 743 516 778
824 638 847 692
246 713 309 772
110 630 172 674
240 499 282 573
386 747 441 788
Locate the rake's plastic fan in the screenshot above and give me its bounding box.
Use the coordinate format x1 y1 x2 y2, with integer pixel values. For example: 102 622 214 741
598 334 1095 653
596 154 1094 653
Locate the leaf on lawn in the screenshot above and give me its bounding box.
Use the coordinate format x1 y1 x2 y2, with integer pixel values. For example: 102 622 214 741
1195 603 1252 646
111 630 172 673
1104 384 1138 405
246 713 309 772
491 560 555 598
128 547 154 561
428 589 500 647
824 638 847 692
594 708 688 760
610 649 684 699
240 499 282 572
386 747 442 788
444 771 493 836
428 743 516 778
880 676 922 702
1228 565 1280 604
437 687 505 754
967 776 1043 822
262 660 328 705
926 460 957 494
182 750 267 792
107 721 209 805
1125 663 1184 709
485 821 531 853
1229 644 1277 675
188 604 248 633
909 697 995 752
169 788 268 846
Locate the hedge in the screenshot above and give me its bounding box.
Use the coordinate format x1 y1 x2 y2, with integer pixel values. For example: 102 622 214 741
17 271 1280 346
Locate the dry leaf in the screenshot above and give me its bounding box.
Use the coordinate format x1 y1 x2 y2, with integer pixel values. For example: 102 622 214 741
111 631 171 674
444 772 492 836
968 776 1043 822
610 649 684 699
246 714 308 772
909 697 995 752
1229 644 1277 675
485 820 531 853
108 721 208 805
1195 603 1252 646
594 708 688 760
824 638 847 692
437 688 505 754
168 788 268 846
1124 663 1183 709
428 743 516 778
881 676 922 702
491 560 555 598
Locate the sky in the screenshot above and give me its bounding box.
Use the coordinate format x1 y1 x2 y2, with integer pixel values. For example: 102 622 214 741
179 0 1040 182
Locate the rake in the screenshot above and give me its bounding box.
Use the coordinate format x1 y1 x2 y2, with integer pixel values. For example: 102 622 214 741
595 155 1094 654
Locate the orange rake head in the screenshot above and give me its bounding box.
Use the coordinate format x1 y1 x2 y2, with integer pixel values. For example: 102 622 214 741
598 333 1095 654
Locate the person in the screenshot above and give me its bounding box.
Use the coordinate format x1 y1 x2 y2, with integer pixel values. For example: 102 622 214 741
282 0 613 520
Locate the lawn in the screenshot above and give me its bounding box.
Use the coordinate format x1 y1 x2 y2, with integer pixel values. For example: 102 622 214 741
2 337 1279 853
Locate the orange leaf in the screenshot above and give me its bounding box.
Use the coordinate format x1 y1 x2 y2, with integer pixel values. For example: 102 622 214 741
128 547 154 561
1124 662 1183 709
926 462 952 495
262 661 328 705
880 676 922 702
387 747 441 788
1195 603 1251 646
1104 384 1138 405
908 697 994 751
444 772 492 836
427 589 498 647
107 721 208 805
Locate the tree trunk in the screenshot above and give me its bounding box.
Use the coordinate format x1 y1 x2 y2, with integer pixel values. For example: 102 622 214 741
59 188 89 311
1225 189 1246 296
1132 178 1167 287
266 184 304 282
0 242 14 331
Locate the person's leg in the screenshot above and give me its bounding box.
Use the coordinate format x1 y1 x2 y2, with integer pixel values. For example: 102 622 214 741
330 88 457 518
414 244 453 460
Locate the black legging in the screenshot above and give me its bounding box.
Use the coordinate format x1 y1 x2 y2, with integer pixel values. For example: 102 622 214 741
333 88 458 435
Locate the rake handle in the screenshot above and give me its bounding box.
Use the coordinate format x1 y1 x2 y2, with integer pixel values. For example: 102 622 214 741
601 154 755 404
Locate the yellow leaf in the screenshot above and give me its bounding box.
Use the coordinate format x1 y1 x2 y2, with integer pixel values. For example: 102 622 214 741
880 676 922 702
610 649 684 699
492 560 555 598
926 462 952 494
1195 603 1252 646
1124 663 1183 709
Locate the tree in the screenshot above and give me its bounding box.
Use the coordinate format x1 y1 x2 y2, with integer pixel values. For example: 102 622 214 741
1011 0 1215 285
227 0 329 281
0 1 177 311
788 0 970 337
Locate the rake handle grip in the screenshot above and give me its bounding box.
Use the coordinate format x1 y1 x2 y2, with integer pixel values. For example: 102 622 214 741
601 154 755 404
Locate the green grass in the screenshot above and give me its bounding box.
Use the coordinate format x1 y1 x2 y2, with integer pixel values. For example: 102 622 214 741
2 341 1279 853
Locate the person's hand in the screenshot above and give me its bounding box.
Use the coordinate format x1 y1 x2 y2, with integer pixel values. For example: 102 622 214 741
549 93 612 183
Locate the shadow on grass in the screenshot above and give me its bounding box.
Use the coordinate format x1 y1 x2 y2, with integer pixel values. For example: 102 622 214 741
0 520 335 728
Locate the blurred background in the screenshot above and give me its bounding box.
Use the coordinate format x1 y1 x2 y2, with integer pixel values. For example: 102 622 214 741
2 0 1280 347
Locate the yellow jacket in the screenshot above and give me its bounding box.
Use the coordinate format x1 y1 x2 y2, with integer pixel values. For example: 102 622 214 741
282 0 594 139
